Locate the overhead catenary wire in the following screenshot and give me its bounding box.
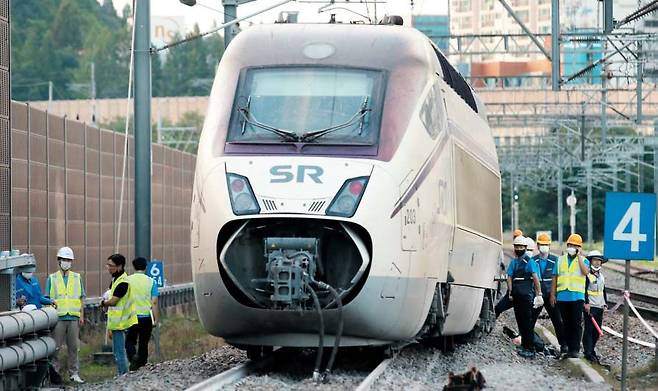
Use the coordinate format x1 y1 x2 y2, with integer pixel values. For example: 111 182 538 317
153 0 295 53
115 0 137 254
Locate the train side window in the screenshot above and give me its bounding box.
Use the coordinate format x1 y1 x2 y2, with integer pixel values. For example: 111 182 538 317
419 82 444 139
432 46 478 114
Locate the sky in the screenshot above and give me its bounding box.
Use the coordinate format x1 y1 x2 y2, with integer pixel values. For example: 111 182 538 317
109 0 448 32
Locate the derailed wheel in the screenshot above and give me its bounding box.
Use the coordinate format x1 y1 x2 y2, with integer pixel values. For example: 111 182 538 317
246 345 273 360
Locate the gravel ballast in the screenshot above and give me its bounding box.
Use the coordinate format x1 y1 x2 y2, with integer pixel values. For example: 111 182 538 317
71 309 639 390
73 345 246 391
373 311 603 390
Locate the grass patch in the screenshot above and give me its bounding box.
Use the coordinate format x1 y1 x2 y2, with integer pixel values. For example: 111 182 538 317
54 307 224 385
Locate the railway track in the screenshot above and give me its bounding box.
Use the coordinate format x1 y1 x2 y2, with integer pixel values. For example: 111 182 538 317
184 346 392 391
606 286 658 307
603 261 658 283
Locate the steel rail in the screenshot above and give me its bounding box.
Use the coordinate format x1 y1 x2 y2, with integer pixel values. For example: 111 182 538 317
606 287 658 307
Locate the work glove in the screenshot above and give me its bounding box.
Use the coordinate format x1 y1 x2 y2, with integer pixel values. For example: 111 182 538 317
533 295 544 309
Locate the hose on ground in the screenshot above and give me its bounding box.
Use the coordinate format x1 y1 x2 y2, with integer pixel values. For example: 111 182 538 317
324 285 343 379
307 283 324 383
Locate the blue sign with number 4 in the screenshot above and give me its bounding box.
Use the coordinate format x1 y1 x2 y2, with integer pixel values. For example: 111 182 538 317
146 260 165 288
604 192 656 261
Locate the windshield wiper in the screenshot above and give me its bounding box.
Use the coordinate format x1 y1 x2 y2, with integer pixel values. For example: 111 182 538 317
300 97 371 143
238 100 300 142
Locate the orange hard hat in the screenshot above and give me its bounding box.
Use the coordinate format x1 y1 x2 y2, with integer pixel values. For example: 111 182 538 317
567 233 583 247
537 233 551 245
513 229 523 238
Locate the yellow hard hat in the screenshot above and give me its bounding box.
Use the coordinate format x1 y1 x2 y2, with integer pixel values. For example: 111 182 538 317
566 233 583 247
513 229 523 238
537 233 551 245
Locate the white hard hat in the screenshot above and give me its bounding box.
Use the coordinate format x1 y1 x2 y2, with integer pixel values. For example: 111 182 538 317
587 250 603 257
56 246 75 260
525 237 536 250
513 236 527 246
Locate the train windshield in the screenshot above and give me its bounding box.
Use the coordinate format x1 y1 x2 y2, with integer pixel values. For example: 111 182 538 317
227 67 385 146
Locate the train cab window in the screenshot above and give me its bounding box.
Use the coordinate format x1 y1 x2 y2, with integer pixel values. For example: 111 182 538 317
227 67 386 147
432 46 478 113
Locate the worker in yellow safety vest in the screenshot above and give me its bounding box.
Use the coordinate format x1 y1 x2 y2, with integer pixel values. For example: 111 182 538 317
126 257 160 371
46 246 85 384
100 254 137 375
550 233 590 358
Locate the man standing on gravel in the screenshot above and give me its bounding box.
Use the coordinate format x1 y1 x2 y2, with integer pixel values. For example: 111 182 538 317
582 250 608 364
531 233 566 354
507 236 543 358
126 257 159 371
550 233 590 358
100 254 138 375
46 246 85 385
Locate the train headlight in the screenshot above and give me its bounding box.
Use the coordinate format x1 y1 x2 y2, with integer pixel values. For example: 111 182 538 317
226 173 260 215
326 177 369 218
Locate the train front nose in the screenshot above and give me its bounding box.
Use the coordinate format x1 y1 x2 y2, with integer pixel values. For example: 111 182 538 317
217 217 372 310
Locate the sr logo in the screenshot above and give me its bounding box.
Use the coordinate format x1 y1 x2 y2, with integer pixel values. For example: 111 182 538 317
270 165 324 183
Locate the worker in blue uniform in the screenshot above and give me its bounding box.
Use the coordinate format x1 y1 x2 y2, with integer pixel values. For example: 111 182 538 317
15 265 54 309
507 235 543 358
531 233 567 354
495 229 526 318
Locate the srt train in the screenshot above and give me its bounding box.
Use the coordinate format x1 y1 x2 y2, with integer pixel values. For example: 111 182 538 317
190 22 503 357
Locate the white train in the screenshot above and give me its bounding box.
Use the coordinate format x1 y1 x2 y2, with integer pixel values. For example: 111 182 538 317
190 22 503 356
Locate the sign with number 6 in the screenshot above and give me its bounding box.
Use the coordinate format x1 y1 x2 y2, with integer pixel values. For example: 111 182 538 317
146 260 165 288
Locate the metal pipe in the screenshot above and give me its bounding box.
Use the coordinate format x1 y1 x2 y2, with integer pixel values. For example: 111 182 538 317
497 0 551 60
0 307 58 340
0 337 56 371
134 0 152 261
654 121 658 256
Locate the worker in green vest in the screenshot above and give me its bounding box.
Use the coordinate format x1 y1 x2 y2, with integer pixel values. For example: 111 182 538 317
550 233 589 358
126 257 159 371
100 254 137 375
46 246 85 385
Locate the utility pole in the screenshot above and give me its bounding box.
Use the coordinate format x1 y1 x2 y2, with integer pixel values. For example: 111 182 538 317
654 120 658 256
90 62 97 125
223 0 237 48
509 175 515 233
551 0 560 91
221 0 256 49
134 0 152 261
557 166 563 245
567 191 577 236
587 162 593 247
601 39 608 142
47 81 53 112
637 42 643 124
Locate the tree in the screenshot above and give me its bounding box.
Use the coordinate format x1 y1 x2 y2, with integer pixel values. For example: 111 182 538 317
11 1 225 101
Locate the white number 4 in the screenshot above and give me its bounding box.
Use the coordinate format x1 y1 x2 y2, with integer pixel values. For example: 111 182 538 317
613 202 647 252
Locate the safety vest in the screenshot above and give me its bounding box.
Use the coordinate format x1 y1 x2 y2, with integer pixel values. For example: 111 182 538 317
127 273 154 317
556 255 586 294
586 273 606 308
48 271 82 318
107 272 137 331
